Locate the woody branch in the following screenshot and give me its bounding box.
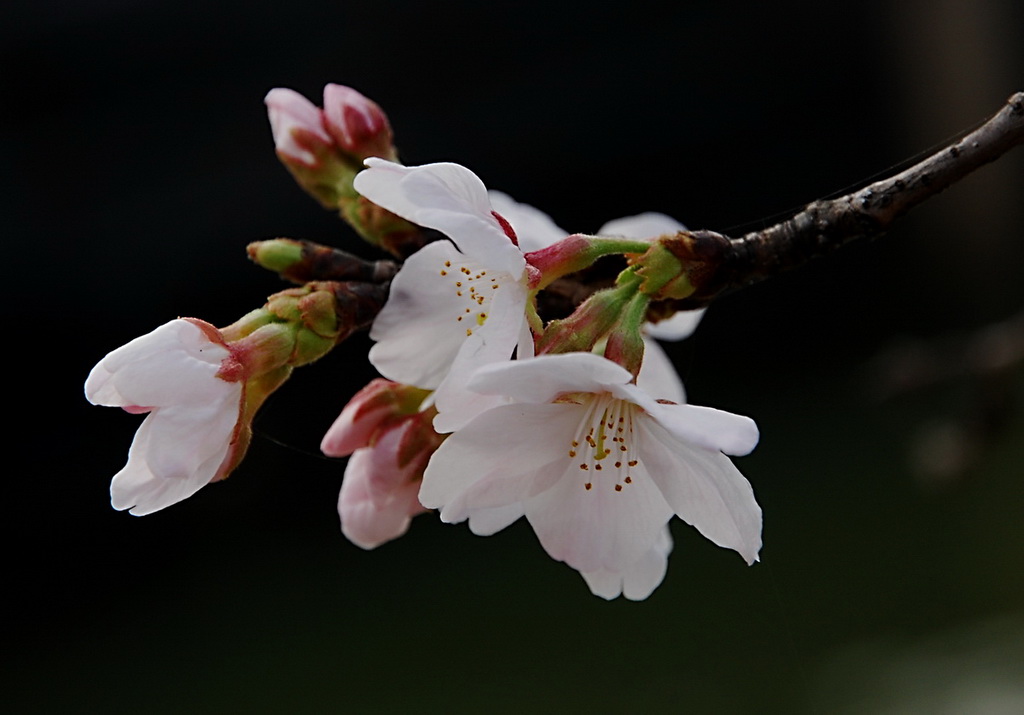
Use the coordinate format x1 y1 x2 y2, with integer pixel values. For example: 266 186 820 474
663 91 1024 310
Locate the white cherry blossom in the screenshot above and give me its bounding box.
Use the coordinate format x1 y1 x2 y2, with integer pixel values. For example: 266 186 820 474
85 319 244 516
354 159 536 431
420 352 762 599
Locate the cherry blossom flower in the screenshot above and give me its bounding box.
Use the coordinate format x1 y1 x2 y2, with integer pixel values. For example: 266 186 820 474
353 159 536 430
85 319 245 516
321 379 440 549
419 352 762 599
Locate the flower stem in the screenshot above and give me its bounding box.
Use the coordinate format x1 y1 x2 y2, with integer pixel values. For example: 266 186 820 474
526 235 654 290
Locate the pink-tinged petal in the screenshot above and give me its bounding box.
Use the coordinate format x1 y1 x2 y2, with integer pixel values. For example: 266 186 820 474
110 390 240 516
354 159 525 276
321 84 391 157
85 320 231 408
639 420 762 565
361 422 421 506
636 337 686 404
138 391 240 481
264 88 330 164
580 525 673 601
524 443 674 574
121 405 154 415
338 447 425 549
597 212 686 240
644 309 705 342
431 360 511 434
320 403 387 458
467 503 525 536
487 190 567 253
320 379 399 457
368 241 488 388
467 352 633 405
420 403 582 516
111 443 223 516
445 455 567 526
617 383 759 456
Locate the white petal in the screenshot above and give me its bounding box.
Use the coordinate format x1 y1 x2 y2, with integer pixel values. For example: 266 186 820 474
579 566 624 600
420 403 581 516
86 320 229 408
636 337 686 404
621 525 674 600
487 190 567 253
431 281 530 432
524 444 674 574
467 503 525 536
369 241 500 388
644 309 705 341
639 419 762 564
597 212 686 239
355 159 525 276
617 383 759 456
110 388 241 515
431 364 512 434
140 393 241 478
580 525 673 600
467 352 633 405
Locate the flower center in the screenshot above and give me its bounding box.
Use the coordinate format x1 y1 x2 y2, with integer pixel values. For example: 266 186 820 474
567 395 639 493
438 257 502 336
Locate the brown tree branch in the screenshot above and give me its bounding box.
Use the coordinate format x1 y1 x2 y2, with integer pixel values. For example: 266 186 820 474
658 91 1024 309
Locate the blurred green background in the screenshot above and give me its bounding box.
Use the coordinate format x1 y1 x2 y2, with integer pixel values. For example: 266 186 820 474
6 0 1023 712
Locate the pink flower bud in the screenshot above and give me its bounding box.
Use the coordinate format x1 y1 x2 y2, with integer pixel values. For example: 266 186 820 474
337 420 433 549
264 88 332 166
320 379 430 456
322 84 395 160
321 379 441 548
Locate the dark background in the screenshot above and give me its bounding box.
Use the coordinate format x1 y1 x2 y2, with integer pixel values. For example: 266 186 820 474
6 0 1024 712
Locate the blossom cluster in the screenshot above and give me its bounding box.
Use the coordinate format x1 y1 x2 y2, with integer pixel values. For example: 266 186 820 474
85 84 762 600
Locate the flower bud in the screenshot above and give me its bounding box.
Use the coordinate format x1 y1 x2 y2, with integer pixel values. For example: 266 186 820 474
265 87 350 209
635 230 733 302
246 239 398 284
265 85 424 257
322 380 442 549
265 88 333 167
322 84 397 161
321 379 431 457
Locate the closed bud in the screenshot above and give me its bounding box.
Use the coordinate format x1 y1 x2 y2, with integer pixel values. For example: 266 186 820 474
322 380 441 549
322 84 397 161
